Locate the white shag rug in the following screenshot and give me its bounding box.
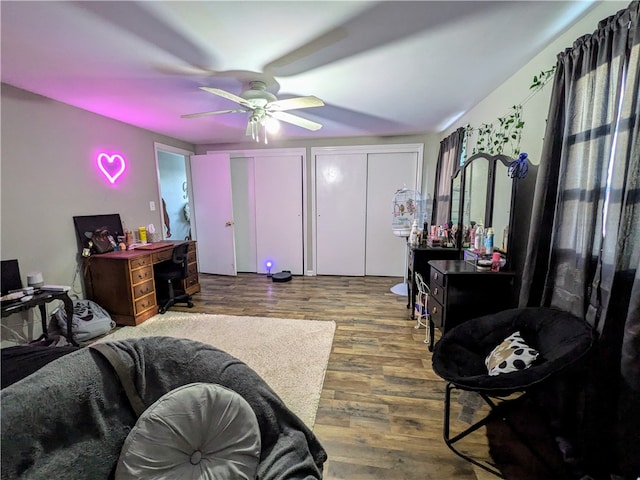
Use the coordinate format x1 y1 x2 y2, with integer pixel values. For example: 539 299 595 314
97 312 336 428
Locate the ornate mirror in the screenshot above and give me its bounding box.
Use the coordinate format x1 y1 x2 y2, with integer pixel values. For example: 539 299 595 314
462 156 490 234
448 152 516 264
491 159 514 253
450 168 462 231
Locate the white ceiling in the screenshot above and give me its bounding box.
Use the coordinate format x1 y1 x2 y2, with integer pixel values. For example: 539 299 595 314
1 1 598 145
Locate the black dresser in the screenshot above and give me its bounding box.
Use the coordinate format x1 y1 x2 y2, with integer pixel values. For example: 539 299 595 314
407 246 460 317
427 260 515 344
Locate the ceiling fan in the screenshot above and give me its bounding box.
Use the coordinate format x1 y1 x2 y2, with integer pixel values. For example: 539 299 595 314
182 81 324 143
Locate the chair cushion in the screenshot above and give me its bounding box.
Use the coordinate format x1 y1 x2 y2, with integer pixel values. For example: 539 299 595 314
115 382 261 480
485 331 539 376
432 307 593 393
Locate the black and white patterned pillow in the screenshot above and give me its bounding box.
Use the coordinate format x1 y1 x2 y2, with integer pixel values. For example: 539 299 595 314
485 331 539 376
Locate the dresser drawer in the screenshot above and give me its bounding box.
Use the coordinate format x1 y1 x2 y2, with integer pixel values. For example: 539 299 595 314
187 250 197 264
431 283 445 305
431 268 445 289
131 265 153 284
134 293 156 314
428 297 444 328
133 279 154 299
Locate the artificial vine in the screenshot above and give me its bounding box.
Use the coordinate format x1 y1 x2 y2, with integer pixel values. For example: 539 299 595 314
466 65 557 158
529 66 556 91
470 105 524 156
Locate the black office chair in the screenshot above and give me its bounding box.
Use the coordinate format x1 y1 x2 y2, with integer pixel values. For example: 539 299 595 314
154 242 194 314
431 307 594 478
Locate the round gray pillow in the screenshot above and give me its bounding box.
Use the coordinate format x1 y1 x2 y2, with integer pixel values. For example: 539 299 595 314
115 383 261 480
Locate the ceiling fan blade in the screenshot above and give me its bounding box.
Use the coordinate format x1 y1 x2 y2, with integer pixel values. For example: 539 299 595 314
181 109 246 119
245 120 253 136
270 111 322 131
267 96 324 112
200 87 250 107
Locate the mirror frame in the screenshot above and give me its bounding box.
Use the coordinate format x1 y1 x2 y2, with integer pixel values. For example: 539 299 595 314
449 152 517 267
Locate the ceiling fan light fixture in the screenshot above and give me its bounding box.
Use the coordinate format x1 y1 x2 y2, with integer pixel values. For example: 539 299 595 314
265 116 280 134
187 80 324 140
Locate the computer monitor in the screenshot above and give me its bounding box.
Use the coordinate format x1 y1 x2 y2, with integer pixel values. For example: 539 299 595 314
1 259 23 295
72 214 124 254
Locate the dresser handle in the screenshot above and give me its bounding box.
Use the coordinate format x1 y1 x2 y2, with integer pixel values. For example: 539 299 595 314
432 306 438 314
434 272 439 280
434 287 439 296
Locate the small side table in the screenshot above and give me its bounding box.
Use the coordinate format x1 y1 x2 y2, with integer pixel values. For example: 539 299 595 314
1 291 77 346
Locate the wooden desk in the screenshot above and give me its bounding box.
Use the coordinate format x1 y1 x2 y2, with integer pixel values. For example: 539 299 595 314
1 290 76 345
83 241 200 326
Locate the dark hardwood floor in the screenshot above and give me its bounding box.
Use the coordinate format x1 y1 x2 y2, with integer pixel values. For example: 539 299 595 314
171 273 493 480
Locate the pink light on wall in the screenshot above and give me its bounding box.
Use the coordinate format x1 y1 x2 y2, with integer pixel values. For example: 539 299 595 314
97 152 126 184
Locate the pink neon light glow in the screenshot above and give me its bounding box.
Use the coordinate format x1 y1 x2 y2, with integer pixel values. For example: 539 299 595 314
97 153 126 184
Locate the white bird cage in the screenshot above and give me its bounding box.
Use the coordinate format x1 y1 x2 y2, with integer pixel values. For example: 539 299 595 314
392 188 426 237
390 187 426 297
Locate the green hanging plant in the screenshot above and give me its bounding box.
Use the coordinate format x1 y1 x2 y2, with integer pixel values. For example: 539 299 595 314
466 65 556 159
469 104 524 157
529 66 556 91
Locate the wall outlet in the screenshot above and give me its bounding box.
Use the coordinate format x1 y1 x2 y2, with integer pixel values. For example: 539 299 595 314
149 201 156 211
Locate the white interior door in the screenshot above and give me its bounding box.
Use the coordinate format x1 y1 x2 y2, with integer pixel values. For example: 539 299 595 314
316 153 367 275
254 155 303 274
190 153 237 275
365 152 419 276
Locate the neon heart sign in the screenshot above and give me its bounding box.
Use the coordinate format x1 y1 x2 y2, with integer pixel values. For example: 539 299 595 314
97 153 126 184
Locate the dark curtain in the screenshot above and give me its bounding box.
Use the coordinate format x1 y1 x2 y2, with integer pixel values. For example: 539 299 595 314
431 127 465 226
519 1 639 477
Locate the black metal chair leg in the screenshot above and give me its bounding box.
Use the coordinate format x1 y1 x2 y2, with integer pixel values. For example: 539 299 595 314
443 383 504 478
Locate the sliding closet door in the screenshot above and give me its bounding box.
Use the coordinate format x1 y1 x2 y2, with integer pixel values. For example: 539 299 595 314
190 153 237 276
253 155 303 274
316 153 367 275
365 152 419 276
230 156 257 273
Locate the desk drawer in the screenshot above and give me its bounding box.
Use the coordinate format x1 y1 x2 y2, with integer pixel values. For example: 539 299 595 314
131 265 153 285
130 255 152 269
187 250 197 263
153 250 173 263
185 273 199 289
133 279 154 299
134 293 156 314
187 263 197 277
427 297 443 328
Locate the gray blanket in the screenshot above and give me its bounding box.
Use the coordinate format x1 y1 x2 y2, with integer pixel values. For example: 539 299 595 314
1 336 327 479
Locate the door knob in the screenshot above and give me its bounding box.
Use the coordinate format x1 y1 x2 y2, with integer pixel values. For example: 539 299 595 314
225 221 233 227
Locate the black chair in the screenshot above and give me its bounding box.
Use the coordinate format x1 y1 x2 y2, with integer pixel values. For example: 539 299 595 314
431 307 594 478
154 242 194 314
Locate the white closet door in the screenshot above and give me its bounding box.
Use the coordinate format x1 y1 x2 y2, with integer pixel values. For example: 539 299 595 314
253 155 303 274
316 153 367 275
365 152 419 276
231 157 257 273
190 153 237 276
